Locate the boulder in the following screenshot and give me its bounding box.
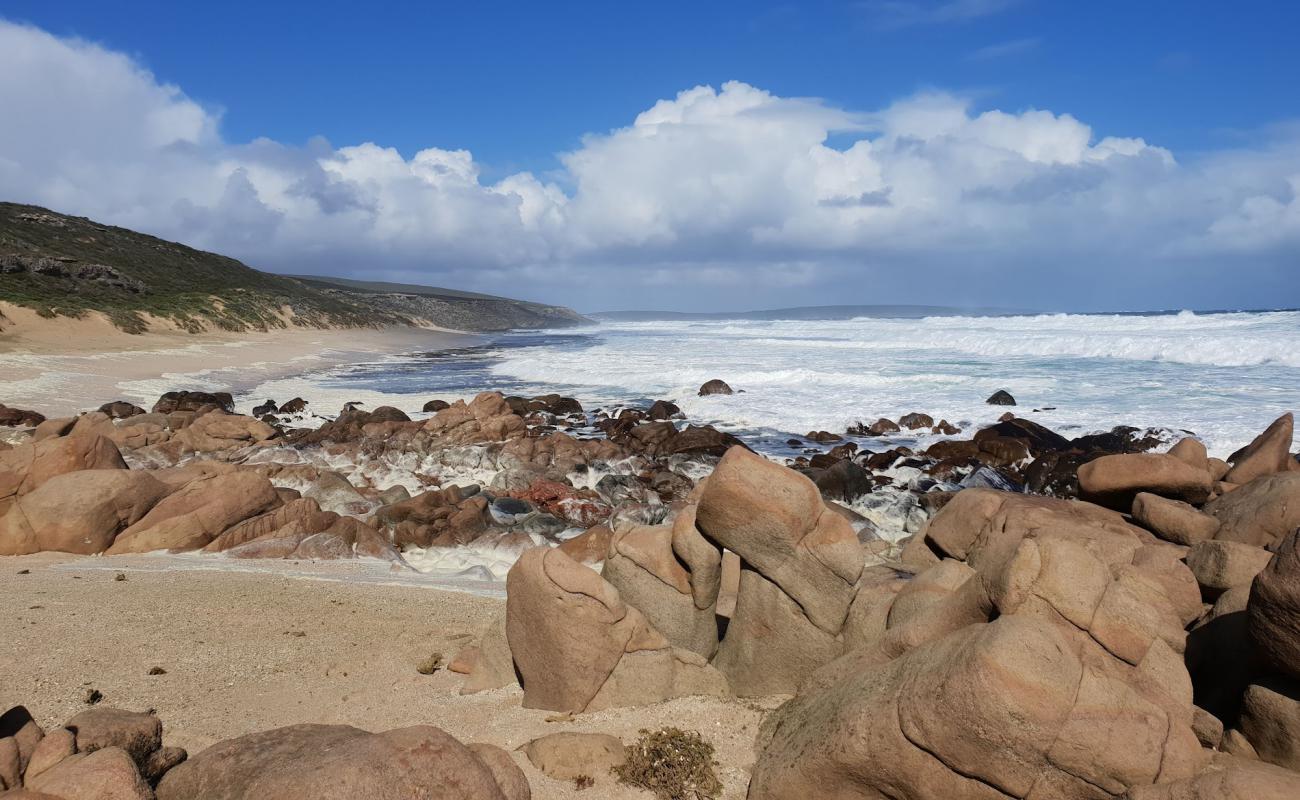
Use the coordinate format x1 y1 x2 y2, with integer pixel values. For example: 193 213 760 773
1132 492 1219 546
1204 472 1300 548
1078 453 1213 508
460 614 517 695
421 399 451 413
898 412 934 430
0 433 126 516
1248 528 1300 681
98 402 146 420
698 379 733 396
423 392 526 444
0 706 42 777
1185 540 1272 598
31 417 75 441
1239 677 1300 771
647 400 681 420
866 418 900 436
556 524 611 564
985 389 1016 405
0 470 170 555
25 728 76 781
1167 437 1209 472
156 723 519 800
107 471 280 554
65 708 161 769
151 391 234 415
1226 413 1294 486
466 743 529 800
504 547 726 713
750 614 1203 800
0 404 45 427
26 746 151 800
811 458 870 502
694 447 864 634
172 411 276 453
601 523 718 658
520 732 625 783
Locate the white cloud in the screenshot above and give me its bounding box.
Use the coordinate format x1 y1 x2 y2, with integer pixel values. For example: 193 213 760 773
0 19 1297 311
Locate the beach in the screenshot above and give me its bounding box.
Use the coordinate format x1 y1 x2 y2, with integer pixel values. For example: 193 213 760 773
0 552 769 800
0 302 478 418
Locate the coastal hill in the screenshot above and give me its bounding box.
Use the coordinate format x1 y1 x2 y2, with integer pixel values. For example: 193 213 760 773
0 202 586 334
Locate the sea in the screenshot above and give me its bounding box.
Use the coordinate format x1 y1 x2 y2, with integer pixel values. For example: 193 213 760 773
233 309 1300 460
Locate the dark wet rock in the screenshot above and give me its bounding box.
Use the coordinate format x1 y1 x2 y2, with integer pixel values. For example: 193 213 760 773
806 431 843 443
866 418 900 436
0 404 45 427
898 413 934 430
279 397 308 414
251 400 279 417
367 406 410 423
813 459 872 501
973 417 1070 457
985 389 1016 405
647 400 681 420
421 399 451 413
931 420 960 435
97 401 146 419
151 391 234 415
698 379 733 396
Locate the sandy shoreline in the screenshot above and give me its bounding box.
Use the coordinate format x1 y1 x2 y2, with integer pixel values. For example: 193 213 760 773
0 302 479 417
1 552 768 799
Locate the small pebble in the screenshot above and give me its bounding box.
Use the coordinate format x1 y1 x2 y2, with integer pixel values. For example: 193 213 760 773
83 688 103 705
148 666 167 676
115 572 127 582
416 652 445 675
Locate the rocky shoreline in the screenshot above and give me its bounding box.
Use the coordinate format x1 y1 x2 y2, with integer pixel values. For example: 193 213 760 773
1 383 1299 798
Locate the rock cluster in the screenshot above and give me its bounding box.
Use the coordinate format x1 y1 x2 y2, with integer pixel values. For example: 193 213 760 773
0 704 528 800
453 412 1300 799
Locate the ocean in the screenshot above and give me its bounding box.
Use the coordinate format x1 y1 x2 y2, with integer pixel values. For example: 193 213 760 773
235 309 1300 460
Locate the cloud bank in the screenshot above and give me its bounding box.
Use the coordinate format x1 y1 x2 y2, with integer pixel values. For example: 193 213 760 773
1 20 1297 311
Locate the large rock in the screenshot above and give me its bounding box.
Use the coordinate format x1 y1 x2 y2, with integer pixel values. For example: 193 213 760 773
504 547 726 713
0 470 170 555
1248 528 1300 681
698 379 733 396
459 613 517 695
106 471 280 554
64 708 161 769
1185 540 1272 598
423 392 526 445
1226 413 1294 486
26 746 151 800
1204 472 1300 548
1132 492 1219 546
151 391 234 415
694 446 863 634
750 614 1204 800
600 523 718 658
1078 453 1213 508
156 723 518 799
172 411 276 453
0 706 42 777
0 433 126 516
1239 677 1300 771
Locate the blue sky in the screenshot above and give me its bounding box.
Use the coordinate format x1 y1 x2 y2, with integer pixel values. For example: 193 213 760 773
0 1 1297 311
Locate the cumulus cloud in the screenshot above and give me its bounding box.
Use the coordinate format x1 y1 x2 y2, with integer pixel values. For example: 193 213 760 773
0 19 1297 311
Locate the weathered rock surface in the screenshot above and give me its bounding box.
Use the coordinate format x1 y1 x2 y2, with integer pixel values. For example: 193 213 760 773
0 470 170 555
504 547 726 713
156 723 519 800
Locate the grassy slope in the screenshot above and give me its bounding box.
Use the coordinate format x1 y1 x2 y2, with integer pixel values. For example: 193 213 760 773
0 203 585 333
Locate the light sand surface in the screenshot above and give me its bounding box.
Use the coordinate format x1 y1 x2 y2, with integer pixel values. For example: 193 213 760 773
1 553 772 799
0 302 479 417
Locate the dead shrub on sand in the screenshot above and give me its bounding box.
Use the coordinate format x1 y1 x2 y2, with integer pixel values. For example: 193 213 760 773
612 727 721 800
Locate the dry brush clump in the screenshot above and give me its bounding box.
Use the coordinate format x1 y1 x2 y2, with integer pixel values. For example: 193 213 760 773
612 727 721 800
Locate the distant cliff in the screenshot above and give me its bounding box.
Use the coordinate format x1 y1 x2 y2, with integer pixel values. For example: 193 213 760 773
0 202 587 334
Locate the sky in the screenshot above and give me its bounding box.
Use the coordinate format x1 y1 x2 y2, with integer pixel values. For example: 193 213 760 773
0 0 1297 313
